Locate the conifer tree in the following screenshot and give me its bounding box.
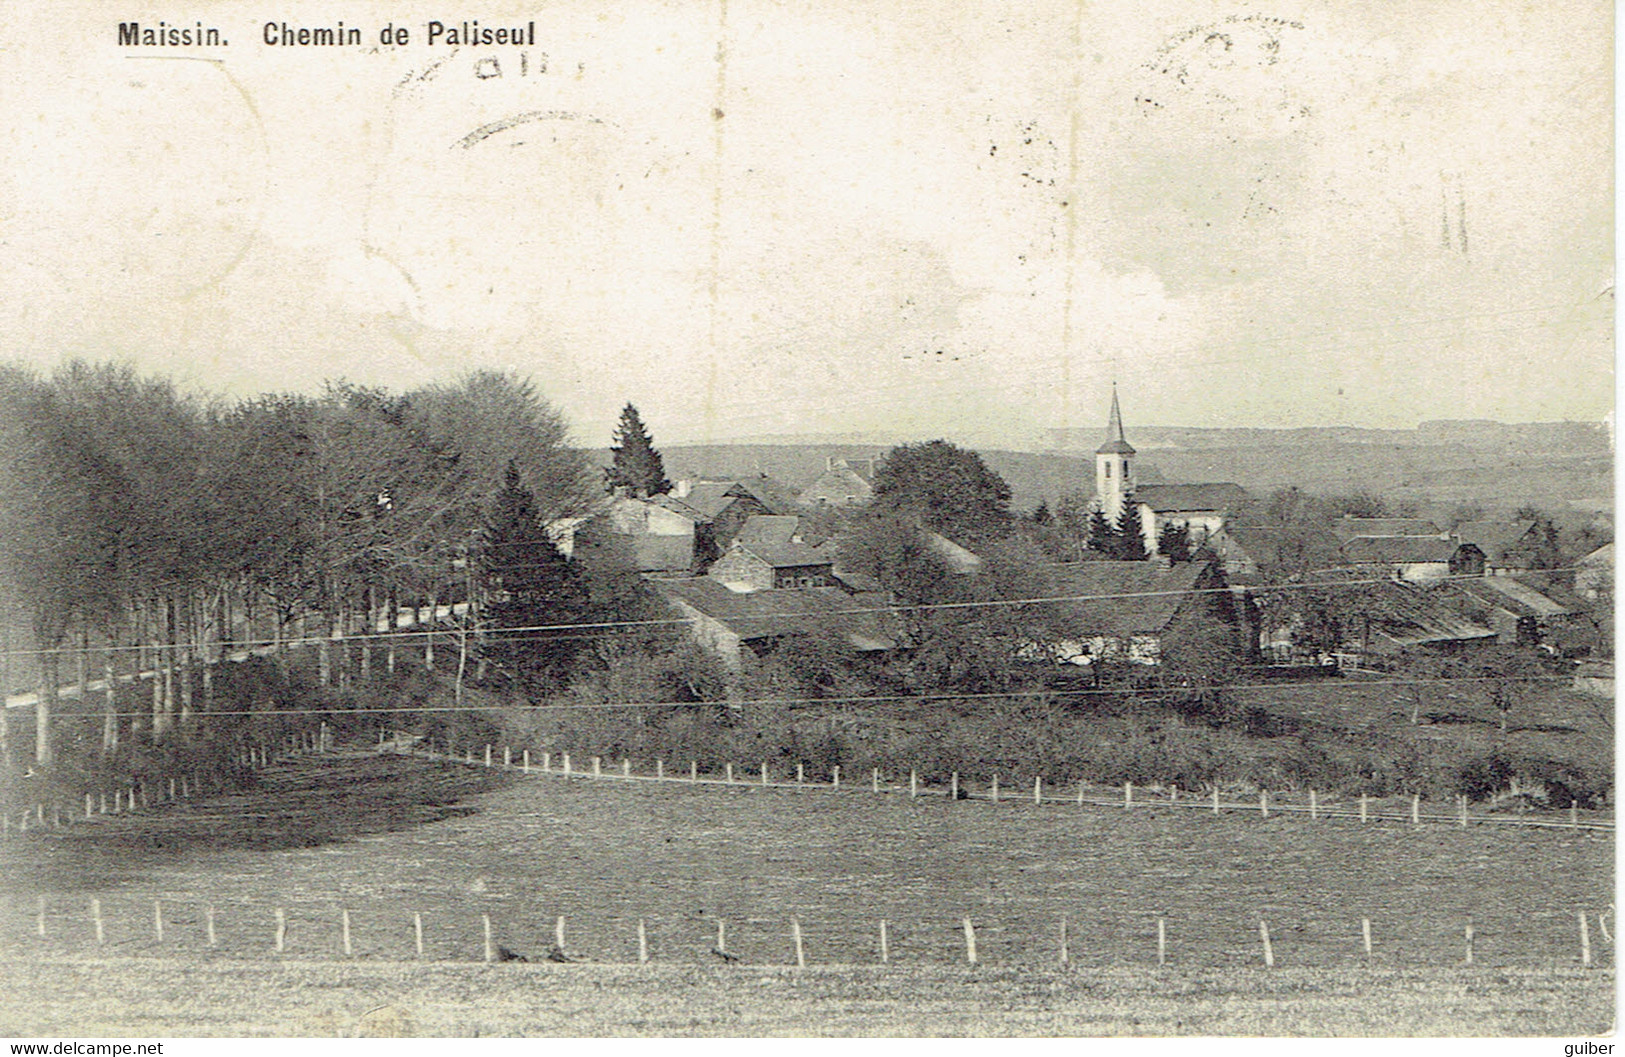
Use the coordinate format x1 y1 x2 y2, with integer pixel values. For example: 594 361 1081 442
1157 521 1192 562
480 461 590 687
1115 507 1148 561
1087 509 1117 556
605 403 671 498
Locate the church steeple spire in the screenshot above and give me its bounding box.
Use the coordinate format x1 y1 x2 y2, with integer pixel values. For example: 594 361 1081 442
1096 383 1135 456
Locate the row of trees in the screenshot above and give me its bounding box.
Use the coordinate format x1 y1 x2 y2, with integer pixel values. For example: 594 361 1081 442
0 362 612 765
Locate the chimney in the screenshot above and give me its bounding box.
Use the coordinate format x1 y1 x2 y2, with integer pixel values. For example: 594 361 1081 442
674 479 692 498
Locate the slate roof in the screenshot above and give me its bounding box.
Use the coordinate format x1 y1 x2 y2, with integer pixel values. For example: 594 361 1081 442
649 493 710 524
1330 517 1443 542
729 474 803 514
1046 561 1207 638
1451 520 1536 564
1134 483 1251 513
1452 576 1574 620
738 539 839 569
1362 583 1496 648
737 515 804 547
667 481 743 520
655 579 903 650
1340 536 1462 564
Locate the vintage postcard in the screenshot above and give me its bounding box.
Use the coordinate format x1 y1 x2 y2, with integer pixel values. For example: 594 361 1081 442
0 0 1613 1041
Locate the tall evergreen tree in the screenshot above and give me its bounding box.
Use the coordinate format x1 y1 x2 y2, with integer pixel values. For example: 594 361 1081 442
1157 521 1192 562
605 403 671 498
1087 509 1116 556
480 461 590 688
1115 509 1148 561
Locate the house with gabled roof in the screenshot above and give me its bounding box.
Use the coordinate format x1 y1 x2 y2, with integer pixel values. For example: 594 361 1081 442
654 578 903 672
1030 559 1240 667
1331 517 1445 542
1451 520 1539 574
1338 535 1484 581
801 457 879 507
707 515 839 592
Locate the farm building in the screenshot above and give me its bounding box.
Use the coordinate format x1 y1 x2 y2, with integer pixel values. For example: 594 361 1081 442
660 474 803 567
1330 517 1445 542
800 457 878 507
707 516 839 592
1338 536 1484 581
1034 560 1241 667
1449 575 1582 646
1451 520 1540 574
1575 542 1613 600
654 578 903 672
599 494 702 572
1339 582 1496 656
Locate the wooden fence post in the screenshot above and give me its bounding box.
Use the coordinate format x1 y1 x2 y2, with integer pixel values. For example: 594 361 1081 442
522 750 530 773
910 770 918 798
962 918 978 965
342 909 352 957
832 765 840 788
84 794 93 820
486 745 494 769
154 900 164 943
879 920 890 964
991 775 999 803
1361 917 1372 957
1460 796 1468 827
951 772 959 800
1034 776 1043 804
872 768 880 793
593 756 602 777
275 907 286 953
92 899 103 945
1058 915 1069 966
1309 789 1317 820
1078 780 1085 806
1124 780 1131 810
656 759 664 779
414 913 424 958
1571 803 1580 829
1260 791 1269 819
623 759 632 777
1157 917 1167 966
1213 786 1220 815
638 919 649 964
562 753 571 774
503 746 511 768
1360 794 1368 823
690 761 697 782
762 762 769 787
542 752 551 772
1258 920 1274 967
792 917 805 968
483 914 494 963
206 905 217 948
725 762 733 783
797 762 804 784
555 915 567 952
1579 911 1593 968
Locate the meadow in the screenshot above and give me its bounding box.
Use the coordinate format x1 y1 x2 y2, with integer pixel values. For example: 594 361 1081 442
0 752 1613 1036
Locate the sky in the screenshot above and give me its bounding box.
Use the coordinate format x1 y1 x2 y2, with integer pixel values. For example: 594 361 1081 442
0 0 1613 450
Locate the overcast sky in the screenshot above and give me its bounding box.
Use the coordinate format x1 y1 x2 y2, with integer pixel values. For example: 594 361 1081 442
0 0 1612 449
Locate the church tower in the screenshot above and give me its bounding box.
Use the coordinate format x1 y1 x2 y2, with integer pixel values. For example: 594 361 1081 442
1094 386 1135 524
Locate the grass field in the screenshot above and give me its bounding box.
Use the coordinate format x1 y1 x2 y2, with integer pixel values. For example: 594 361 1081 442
0 751 1613 1036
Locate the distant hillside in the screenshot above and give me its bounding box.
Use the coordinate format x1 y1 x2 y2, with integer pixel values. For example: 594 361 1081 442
1046 420 1611 455
593 417 1612 519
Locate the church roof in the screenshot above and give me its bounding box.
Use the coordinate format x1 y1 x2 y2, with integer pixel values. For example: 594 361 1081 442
1135 483 1250 513
1096 388 1136 456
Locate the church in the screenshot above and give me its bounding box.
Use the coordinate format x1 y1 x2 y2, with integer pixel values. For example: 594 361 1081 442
1093 388 1250 558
